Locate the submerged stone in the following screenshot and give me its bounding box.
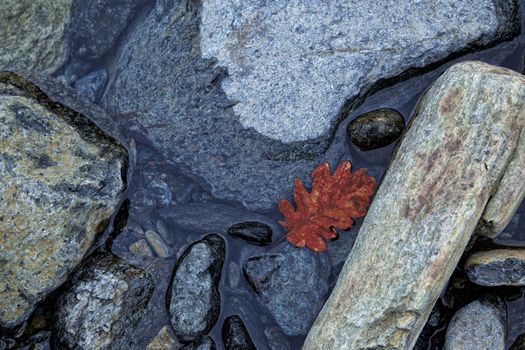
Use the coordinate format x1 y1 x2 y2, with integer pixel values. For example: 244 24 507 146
222 315 256 350
511 333 525 350
0 72 128 328
228 222 273 246
347 108 405 150
465 249 525 286
74 69 108 102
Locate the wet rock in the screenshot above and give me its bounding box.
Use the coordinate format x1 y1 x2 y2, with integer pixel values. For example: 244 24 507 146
0 72 128 328
347 108 405 150
444 298 506 350
0 1 71 73
243 243 331 336
228 222 273 246
53 253 154 350
465 249 525 286
145 230 172 258
511 333 525 350
180 336 216 350
74 69 108 102
129 239 153 257
265 326 291 350
103 0 518 210
146 326 178 350
222 315 256 350
227 262 241 289
168 234 226 343
303 62 525 349
69 0 146 60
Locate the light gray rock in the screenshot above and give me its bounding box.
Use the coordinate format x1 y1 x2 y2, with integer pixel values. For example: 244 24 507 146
0 72 128 329
303 61 525 350
465 249 525 286
74 69 108 102
0 0 71 73
444 298 506 350
53 253 154 350
103 0 519 210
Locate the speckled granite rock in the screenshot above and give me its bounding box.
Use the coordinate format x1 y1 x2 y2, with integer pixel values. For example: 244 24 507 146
465 249 525 286
53 253 154 350
303 62 525 350
222 315 256 350
103 0 518 210
243 243 331 336
168 234 226 343
444 298 506 350
0 72 128 329
180 336 216 350
74 69 108 102
0 0 71 73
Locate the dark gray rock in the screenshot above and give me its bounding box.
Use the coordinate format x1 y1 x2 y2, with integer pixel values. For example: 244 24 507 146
228 222 273 246
74 68 108 102
69 0 147 60
346 108 405 150
242 243 331 336
465 249 525 286
222 315 256 350
168 234 226 343
511 333 525 350
53 253 154 350
103 0 519 210
180 336 216 350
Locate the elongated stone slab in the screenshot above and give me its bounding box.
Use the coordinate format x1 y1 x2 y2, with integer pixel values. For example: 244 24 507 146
303 61 525 350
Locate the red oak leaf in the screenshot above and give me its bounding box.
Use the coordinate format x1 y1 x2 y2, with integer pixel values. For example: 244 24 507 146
278 160 375 252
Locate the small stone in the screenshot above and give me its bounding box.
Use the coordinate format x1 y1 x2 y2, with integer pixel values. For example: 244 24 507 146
444 298 506 350
228 221 273 246
346 108 405 150
465 249 525 286
146 326 178 350
157 219 176 245
74 69 108 102
53 253 154 350
180 336 216 350
146 230 172 258
129 239 153 257
168 234 226 343
510 333 525 350
222 315 256 350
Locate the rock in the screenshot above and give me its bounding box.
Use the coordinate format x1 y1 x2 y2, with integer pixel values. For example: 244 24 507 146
103 0 518 210
347 108 405 150
145 230 172 258
74 69 108 102
242 243 331 336
227 262 241 289
444 298 506 350
0 72 128 329
68 0 146 60
303 61 525 350
129 239 153 257
180 336 216 350
511 333 525 350
146 326 178 350
228 222 273 246
222 315 256 350
465 249 525 286
168 234 226 343
53 253 154 350
0 1 71 73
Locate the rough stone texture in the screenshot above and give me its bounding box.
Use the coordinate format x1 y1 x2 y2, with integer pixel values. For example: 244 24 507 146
180 336 216 350
0 72 128 329
222 315 256 350
465 249 525 286
103 0 519 210
347 108 406 150
0 0 71 74
146 326 178 350
227 222 273 246
168 234 226 343
53 253 154 350
69 0 146 60
242 243 331 336
303 61 525 350
444 298 506 350
74 69 108 103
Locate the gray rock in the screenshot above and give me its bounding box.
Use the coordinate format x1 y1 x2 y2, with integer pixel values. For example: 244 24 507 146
129 239 153 257
347 108 405 150
0 72 128 328
0 1 71 73
222 315 256 350
465 249 525 286
103 0 518 210
444 298 506 350
145 230 172 258
180 336 216 350
242 243 331 336
53 253 154 350
228 222 273 246
74 69 108 102
168 234 226 343
69 0 146 60
303 61 525 350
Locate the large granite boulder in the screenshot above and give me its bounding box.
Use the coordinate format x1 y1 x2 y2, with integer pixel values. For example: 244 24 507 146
0 72 128 328
303 61 525 349
103 0 519 210
0 0 71 73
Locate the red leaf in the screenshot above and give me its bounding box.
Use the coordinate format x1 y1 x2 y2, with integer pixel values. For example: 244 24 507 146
278 161 375 252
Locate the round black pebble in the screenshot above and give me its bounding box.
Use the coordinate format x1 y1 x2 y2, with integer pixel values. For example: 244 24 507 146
227 221 273 246
347 108 405 151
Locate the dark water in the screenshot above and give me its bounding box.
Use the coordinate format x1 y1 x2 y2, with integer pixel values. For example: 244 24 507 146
4 2 525 349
